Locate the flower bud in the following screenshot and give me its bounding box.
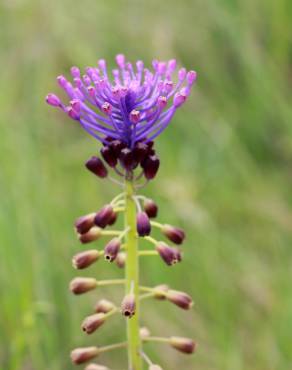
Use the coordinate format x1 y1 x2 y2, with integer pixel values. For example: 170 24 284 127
153 284 169 300
119 148 137 171
75 213 96 234
139 326 151 339
136 212 151 236
142 155 160 180
156 242 182 266
46 93 61 107
115 252 126 268
143 198 158 218
70 346 99 364
79 227 102 244
94 299 116 314
133 142 148 163
82 313 106 334
161 224 185 245
107 211 118 226
85 364 109 370
129 109 140 124
149 365 163 370
72 250 100 269
121 293 136 318
104 238 121 262
100 146 117 167
94 205 114 228
70 277 97 295
169 337 196 354
166 290 193 310
110 139 126 156
85 157 108 178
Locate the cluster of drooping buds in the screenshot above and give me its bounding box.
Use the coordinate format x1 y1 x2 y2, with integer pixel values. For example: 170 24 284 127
47 55 197 369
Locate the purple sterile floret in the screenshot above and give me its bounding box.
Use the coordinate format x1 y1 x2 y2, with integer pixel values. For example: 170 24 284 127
46 55 197 148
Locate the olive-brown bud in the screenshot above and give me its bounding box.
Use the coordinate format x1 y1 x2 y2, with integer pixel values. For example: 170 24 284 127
94 205 115 228
85 156 108 178
121 293 136 318
166 290 193 310
69 277 97 295
70 346 99 364
79 227 102 244
153 284 169 300
143 198 158 218
82 313 106 334
104 238 121 262
161 224 185 245
94 299 116 314
169 336 196 354
136 211 151 236
156 242 182 266
72 250 100 269
75 213 96 234
115 252 126 268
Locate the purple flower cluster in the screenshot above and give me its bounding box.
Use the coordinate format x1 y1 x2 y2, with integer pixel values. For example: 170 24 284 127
46 55 197 148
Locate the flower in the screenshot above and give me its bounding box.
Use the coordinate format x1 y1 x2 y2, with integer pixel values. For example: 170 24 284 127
46 55 197 148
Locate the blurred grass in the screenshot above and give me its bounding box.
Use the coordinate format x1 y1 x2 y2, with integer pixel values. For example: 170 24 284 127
1 0 292 369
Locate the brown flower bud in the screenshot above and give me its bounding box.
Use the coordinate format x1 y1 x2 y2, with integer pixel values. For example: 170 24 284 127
139 326 151 339
107 211 118 226
137 211 151 236
115 252 126 268
149 365 163 370
143 198 158 218
79 227 102 244
121 293 136 318
104 238 121 262
70 346 99 364
85 365 109 370
133 142 148 163
153 284 169 300
72 250 100 269
161 224 185 245
69 277 97 295
94 299 116 314
100 146 117 167
156 242 182 266
142 155 160 180
85 156 108 178
169 337 196 354
75 213 96 234
94 205 115 228
166 290 193 310
82 313 106 334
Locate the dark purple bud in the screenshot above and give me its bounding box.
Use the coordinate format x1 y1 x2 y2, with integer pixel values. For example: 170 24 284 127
169 337 196 354
100 146 117 167
75 213 96 234
71 347 99 364
136 212 151 236
72 250 100 269
142 155 160 180
104 238 121 262
79 227 102 244
156 242 182 266
94 205 114 228
69 277 97 295
121 293 136 318
107 211 118 226
166 290 193 310
85 156 108 178
119 148 137 171
133 142 148 163
82 313 106 334
143 198 158 218
161 224 185 245
94 299 115 314
110 139 126 156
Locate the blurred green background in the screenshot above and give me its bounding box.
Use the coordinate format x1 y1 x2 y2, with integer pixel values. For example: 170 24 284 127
1 0 292 369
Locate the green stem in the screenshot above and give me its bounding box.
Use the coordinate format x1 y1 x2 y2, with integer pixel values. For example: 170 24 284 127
125 179 143 370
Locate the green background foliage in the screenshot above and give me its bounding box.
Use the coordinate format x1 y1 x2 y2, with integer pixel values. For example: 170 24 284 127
1 0 292 369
